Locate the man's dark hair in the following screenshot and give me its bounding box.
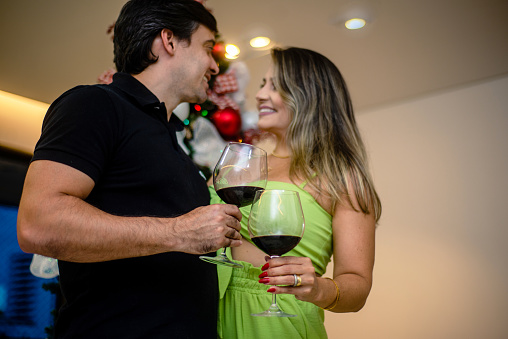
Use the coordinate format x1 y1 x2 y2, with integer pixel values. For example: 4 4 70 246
113 0 217 74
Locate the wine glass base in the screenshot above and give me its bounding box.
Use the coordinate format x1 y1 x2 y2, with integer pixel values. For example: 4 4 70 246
199 255 244 268
251 310 297 317
251 302 297 317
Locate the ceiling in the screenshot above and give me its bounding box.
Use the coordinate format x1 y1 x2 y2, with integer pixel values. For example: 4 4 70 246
1 0 507 112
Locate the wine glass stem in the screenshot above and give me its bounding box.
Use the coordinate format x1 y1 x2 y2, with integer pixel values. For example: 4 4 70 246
271 293 278 309
269 255 280 311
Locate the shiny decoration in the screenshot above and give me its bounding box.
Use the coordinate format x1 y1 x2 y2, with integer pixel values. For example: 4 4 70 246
211 107 242 140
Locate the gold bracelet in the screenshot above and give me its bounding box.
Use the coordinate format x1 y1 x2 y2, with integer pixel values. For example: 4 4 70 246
321 277 340 311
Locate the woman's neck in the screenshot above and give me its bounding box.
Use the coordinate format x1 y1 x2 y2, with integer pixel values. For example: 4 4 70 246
271 139 290 159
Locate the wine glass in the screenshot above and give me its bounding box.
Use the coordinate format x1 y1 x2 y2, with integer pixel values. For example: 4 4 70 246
248 189 305 317
199 142 267 268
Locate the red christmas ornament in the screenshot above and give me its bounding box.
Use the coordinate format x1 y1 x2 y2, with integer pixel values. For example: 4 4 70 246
212 42 226 60
211 107 242 140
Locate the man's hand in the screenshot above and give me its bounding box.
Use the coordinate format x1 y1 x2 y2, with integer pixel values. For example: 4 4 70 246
168 204 243 254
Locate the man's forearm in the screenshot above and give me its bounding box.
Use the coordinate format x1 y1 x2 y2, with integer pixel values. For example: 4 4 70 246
18 193 178 262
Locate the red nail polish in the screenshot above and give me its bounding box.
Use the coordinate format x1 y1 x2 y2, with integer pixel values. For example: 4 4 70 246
258 278 270 284
261 263 269 271
258 271 268 278
267 288 276 293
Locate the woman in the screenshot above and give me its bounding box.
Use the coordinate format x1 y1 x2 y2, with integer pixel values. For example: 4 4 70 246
210 47 382 338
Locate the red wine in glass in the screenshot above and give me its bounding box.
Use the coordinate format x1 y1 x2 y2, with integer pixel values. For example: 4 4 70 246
248 189 305 317
216 186 264 208
200 142 267 268
251 235 301 257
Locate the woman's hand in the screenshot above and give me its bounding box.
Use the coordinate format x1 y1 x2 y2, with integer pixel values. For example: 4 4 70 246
258 256 321 303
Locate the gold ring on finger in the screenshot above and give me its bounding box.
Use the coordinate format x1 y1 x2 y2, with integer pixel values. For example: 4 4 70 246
293 274 302 287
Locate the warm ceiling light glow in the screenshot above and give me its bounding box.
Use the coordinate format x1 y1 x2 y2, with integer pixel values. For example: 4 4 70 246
0 90 49 153
249 37 271 48
345 18 366 30
225 53 239 60
225 44 240 56
225 44 240 59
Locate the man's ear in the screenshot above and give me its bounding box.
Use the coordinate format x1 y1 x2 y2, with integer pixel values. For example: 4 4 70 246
161 28 176 56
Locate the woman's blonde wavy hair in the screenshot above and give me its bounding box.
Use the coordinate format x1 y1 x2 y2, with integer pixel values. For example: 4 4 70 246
271 47 381 221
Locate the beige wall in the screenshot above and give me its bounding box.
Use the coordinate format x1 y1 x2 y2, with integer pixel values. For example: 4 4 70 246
323 75 508 338
0 90 48 153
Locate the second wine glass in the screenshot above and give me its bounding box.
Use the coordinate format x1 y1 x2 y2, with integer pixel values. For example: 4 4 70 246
248 189 305 317
199 142 267 268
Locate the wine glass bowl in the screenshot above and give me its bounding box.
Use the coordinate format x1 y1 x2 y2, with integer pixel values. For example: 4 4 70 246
200 142 267 268
248 189 305 317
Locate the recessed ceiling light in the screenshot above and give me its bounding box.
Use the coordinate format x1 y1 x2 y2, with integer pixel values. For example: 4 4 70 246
225 44 240 59
225 53 238 60
249 37 271 48
345 18 366 30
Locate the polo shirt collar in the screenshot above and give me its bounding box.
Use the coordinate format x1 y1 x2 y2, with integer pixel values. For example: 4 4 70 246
110 72 159 107
110 72 184 131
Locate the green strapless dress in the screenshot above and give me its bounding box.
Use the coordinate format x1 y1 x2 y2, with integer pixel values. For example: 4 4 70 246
209 181 333 338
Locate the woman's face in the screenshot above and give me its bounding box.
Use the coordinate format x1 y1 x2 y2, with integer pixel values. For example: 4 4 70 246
255 65 292 136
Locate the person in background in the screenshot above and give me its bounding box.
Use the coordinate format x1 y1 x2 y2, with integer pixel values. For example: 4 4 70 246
17 0 242 338
212 47 382 338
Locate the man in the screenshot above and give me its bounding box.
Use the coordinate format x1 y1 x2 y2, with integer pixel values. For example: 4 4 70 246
17 0 242 338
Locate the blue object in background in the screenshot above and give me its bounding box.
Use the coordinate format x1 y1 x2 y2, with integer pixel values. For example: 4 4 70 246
0 204 57 339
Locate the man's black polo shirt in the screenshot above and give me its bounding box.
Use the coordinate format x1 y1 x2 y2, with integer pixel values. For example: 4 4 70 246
33 73 217 338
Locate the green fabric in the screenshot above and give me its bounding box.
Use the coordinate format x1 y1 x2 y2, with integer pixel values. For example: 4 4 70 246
209 181 333 338
218 260 327 338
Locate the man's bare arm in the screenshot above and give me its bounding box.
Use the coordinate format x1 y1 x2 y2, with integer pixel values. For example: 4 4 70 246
17 160 242 263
